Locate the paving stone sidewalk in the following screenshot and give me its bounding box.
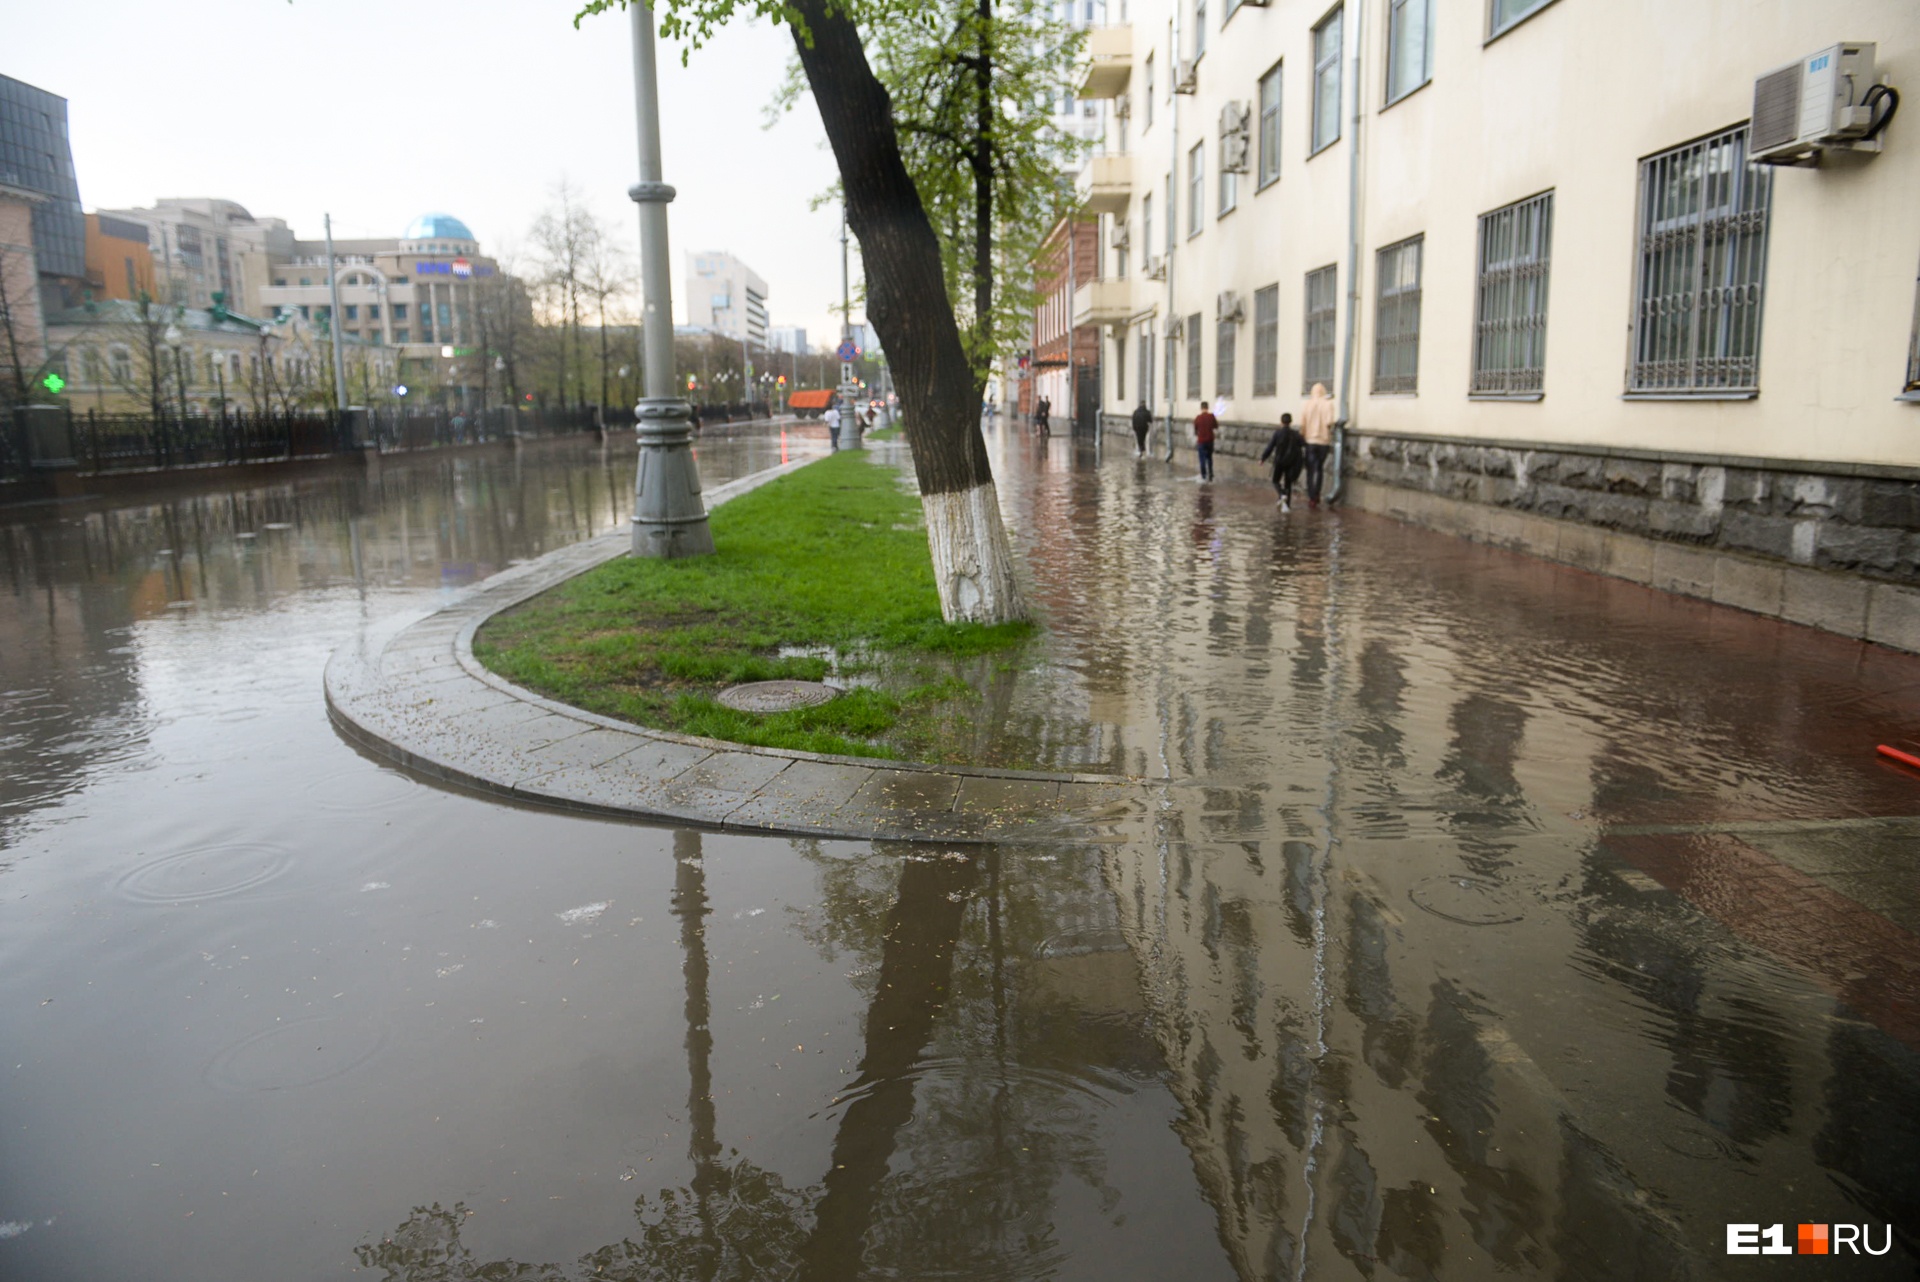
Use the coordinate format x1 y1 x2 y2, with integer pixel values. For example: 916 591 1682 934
324 456 1157 844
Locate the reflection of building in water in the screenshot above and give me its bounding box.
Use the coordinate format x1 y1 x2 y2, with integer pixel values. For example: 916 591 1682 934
1070 503 1920 1275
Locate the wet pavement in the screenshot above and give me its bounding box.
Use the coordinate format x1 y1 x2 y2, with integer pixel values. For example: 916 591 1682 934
3 421 1918 1279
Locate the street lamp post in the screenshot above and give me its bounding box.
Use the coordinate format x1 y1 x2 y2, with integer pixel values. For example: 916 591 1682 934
627 0 713 558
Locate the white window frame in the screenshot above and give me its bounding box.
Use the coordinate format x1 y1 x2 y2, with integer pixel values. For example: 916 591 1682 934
1216 316 1236 398
1187 311 1204 398
1385 0 1433 105
1252 284 1280 397
1188 142 1205 238
1257 62 1283 189
1310 6 1343 156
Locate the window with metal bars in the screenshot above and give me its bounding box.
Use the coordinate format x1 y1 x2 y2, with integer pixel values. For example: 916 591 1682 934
1373 235 1423 394
1472 191 1553 396
1628 126 1772 395
1303 265 1336 392
1216 318 1237 398
1258 62 1282 188
1165 334 1177 399
1187 313 1203 398
1252 285 1279 396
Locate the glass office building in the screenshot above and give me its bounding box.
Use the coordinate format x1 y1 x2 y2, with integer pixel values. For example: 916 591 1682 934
0 74 87 299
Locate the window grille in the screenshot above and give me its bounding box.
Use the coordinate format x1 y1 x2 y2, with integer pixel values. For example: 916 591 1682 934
1628 126 1772 394
1386 0 1432 104
1472 191 1553 395
1187 312 1203 398
1258 63 1282 187
1303 265 1337 392
1311 8 1342 154
1373 235 1423 394
1252 285 1279 396
1139 330 1154 404
1216 318 1237 398
1165 334 1176 399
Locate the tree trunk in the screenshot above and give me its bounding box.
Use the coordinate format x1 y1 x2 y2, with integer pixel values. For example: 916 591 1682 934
788 0 1027 625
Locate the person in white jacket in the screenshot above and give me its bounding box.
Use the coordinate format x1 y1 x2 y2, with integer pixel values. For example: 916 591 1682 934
1299 383 1337 507
823 403 842 450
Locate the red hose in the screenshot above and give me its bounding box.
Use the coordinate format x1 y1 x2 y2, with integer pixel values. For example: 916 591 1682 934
1877 744 1920 771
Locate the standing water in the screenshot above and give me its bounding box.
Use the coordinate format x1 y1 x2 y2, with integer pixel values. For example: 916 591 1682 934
2 421 1916 1279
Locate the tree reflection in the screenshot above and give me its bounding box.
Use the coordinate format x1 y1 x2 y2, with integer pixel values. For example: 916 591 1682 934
355 838 1147 1281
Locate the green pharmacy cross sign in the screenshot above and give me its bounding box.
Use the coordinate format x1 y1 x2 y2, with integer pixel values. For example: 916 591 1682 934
41 371 66 395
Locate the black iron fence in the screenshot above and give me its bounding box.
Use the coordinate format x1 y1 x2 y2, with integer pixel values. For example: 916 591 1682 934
2 404 608 483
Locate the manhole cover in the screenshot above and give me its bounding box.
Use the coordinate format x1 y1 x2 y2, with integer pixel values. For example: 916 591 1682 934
716 680 841 713
1408 875 1525 926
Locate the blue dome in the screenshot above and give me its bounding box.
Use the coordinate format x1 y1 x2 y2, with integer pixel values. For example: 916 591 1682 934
404 213 474 242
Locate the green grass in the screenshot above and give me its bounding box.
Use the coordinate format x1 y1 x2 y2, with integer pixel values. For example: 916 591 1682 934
473 451 1032 760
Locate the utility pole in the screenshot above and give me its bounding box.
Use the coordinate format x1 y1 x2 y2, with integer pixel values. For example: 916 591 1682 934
324 214 350 422
837 203 862 446
627 0 714 558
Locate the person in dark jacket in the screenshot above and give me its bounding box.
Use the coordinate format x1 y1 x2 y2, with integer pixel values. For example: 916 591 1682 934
1130 399 1152 456
1259 412 1306 510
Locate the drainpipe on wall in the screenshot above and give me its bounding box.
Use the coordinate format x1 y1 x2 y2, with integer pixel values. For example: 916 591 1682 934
1330 0 1364 504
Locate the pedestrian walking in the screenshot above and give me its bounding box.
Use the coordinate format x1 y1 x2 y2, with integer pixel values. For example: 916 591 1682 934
823 401 842 450
1259 412 1306 510
1033 395 1051 439
1130 399 1152 456
1300 382 1336 506
1192 400 1218 482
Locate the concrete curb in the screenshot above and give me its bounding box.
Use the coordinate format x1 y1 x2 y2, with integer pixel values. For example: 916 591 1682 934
324 454 1161 844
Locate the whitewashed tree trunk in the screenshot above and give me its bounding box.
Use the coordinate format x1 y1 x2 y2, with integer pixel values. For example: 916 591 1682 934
922 482 1026 624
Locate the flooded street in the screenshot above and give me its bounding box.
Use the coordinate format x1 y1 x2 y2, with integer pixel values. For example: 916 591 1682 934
3 421 1917 1279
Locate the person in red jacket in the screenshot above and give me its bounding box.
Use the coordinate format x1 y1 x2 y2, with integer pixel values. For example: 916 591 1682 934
1192 400 1218 482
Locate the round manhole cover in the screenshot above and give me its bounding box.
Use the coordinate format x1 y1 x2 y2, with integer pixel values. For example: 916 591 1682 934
716 680 841 713
1408 875 1525 926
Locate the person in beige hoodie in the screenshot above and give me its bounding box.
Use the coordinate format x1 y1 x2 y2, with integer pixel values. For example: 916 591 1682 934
1299 382 1337 506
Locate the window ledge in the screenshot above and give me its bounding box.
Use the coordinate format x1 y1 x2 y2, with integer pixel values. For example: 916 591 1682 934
1254 175 1280 194
1469 391 1544 402
1306 138 1341 161
1620 390 1758 402
1897 389 1920 403
1381 78 1432 112
1484 0 1564 47
1370 391 1418 399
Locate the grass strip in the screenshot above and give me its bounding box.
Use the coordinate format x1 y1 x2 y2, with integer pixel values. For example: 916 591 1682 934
474 450 1030 760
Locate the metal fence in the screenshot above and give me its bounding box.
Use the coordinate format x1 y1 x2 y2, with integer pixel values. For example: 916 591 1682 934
1 404 610 483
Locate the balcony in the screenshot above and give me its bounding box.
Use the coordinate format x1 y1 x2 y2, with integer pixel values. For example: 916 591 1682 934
1076 25 1132 99
1074 153 1132 216
1072 279 1132 329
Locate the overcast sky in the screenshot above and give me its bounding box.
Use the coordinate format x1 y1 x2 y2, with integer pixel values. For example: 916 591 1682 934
9 0 855 346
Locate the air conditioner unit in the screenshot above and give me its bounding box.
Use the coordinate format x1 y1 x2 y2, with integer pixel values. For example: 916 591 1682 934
1110 221 1130 251
1216 290 1243 322
1167 316 1185 340
1220 100 1252 173
1145 255 1167 281
1751 42 1894 166
1174 60 1198 95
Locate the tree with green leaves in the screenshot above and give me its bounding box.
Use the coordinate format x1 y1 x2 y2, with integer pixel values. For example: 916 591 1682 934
576 0 1077 624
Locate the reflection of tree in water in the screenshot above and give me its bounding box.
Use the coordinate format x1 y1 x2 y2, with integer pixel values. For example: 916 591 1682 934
357 838 1141 1281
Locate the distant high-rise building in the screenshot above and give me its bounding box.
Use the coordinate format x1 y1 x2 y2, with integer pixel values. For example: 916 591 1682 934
92 197 290 311
684 252 768 347
0 74 85 338
768 325 808 355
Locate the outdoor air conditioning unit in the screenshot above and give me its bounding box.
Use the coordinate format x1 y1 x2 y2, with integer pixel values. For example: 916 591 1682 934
1216 290 1243 322
1167 316 1185 340
1174 60 1198 95
1751 42 1897 165
1110 221 1130 251
1145 255 1167 281
1220 100 1252 173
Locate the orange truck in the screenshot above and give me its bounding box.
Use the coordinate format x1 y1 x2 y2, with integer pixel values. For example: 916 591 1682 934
785 389 835 418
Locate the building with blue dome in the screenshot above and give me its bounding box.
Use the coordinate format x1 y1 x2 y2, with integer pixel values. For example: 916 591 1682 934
400 213 477 255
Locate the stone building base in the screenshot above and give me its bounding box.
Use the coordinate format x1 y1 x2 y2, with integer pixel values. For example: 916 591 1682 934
1096 414 1919 653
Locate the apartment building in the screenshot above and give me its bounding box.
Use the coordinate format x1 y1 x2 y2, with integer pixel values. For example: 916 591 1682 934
1067 0 1919 643
684 251 769 348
